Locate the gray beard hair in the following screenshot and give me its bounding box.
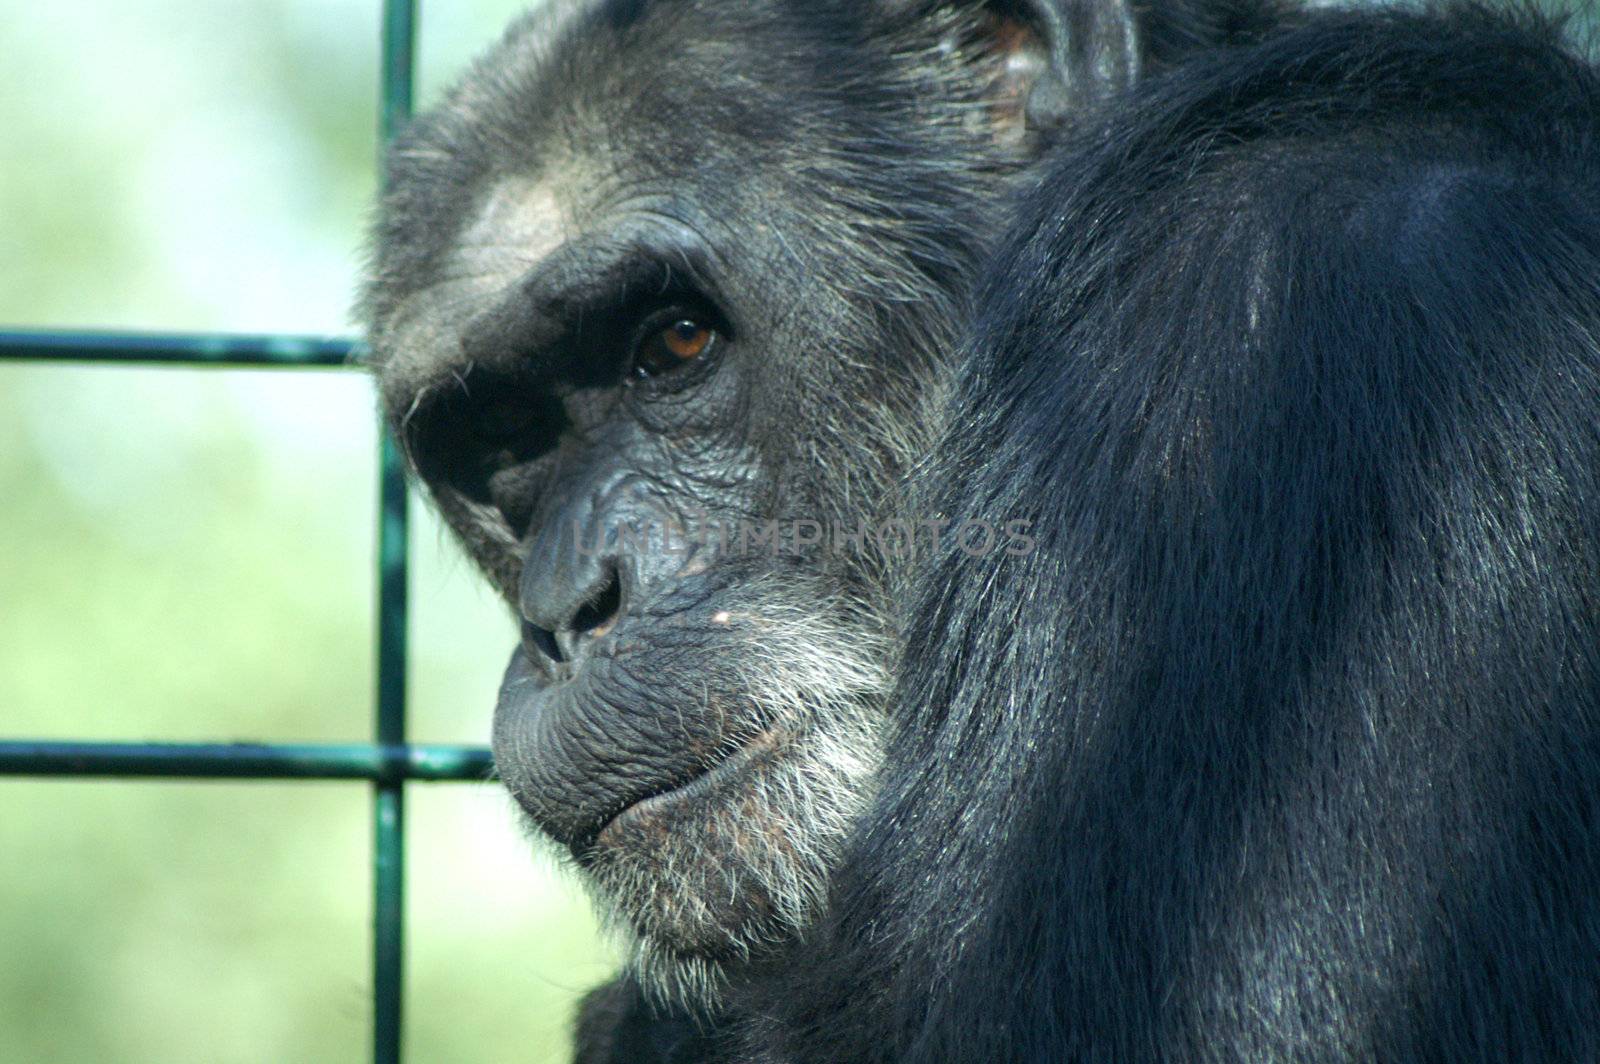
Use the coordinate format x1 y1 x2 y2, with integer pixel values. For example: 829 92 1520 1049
579 588 892 1011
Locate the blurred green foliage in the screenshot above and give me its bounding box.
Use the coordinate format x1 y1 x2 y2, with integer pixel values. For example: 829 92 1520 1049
0 2 613 1061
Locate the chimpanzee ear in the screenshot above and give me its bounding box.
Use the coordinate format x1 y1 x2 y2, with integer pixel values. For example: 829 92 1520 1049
974 0 1143 138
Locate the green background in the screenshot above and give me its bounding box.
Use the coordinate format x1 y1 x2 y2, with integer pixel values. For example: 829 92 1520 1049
0 2 613 1061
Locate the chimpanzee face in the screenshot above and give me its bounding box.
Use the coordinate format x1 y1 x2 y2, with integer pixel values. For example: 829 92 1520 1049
367 0 1051 1001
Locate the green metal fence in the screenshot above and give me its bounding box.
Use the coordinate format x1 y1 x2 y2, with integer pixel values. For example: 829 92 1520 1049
0 4 488 1061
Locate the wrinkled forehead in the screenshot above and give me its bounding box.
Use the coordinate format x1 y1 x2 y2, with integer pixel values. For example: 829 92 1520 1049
365 0 825 385
373 0 814 284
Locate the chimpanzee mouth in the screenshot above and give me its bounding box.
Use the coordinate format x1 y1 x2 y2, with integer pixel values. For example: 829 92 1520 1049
586 729 781 851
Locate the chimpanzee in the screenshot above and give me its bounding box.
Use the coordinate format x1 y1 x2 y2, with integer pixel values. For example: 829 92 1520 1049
365 0 1600 1060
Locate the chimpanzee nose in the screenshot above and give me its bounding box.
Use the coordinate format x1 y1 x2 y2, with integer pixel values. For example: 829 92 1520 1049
518 528 625 667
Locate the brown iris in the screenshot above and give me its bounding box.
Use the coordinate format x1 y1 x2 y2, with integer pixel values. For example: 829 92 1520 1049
633 317 715 379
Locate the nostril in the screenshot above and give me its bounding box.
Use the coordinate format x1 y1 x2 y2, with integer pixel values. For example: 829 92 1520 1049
571 568 623 639
520 563 624 669
523 620 565 664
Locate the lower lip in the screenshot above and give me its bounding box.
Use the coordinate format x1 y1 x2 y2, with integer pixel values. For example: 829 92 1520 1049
593 730 779 846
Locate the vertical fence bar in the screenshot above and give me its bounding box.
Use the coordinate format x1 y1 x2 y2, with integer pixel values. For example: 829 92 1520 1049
375 2 416 1062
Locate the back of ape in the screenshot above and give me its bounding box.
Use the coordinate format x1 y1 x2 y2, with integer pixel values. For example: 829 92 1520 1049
789 6 1600 1062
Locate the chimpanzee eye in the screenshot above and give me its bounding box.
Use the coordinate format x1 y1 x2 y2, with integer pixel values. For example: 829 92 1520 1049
631 314 717 381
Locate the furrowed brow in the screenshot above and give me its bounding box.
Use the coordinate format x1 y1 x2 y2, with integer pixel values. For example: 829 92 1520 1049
459 219 723 381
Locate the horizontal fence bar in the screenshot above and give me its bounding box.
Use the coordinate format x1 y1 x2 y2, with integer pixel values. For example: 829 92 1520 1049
0 741 493 782
0 329 364 368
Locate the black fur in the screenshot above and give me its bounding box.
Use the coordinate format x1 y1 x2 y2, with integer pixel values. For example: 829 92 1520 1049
761 4 1600 1061
573 976 722 1064
369 1 1600 1058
